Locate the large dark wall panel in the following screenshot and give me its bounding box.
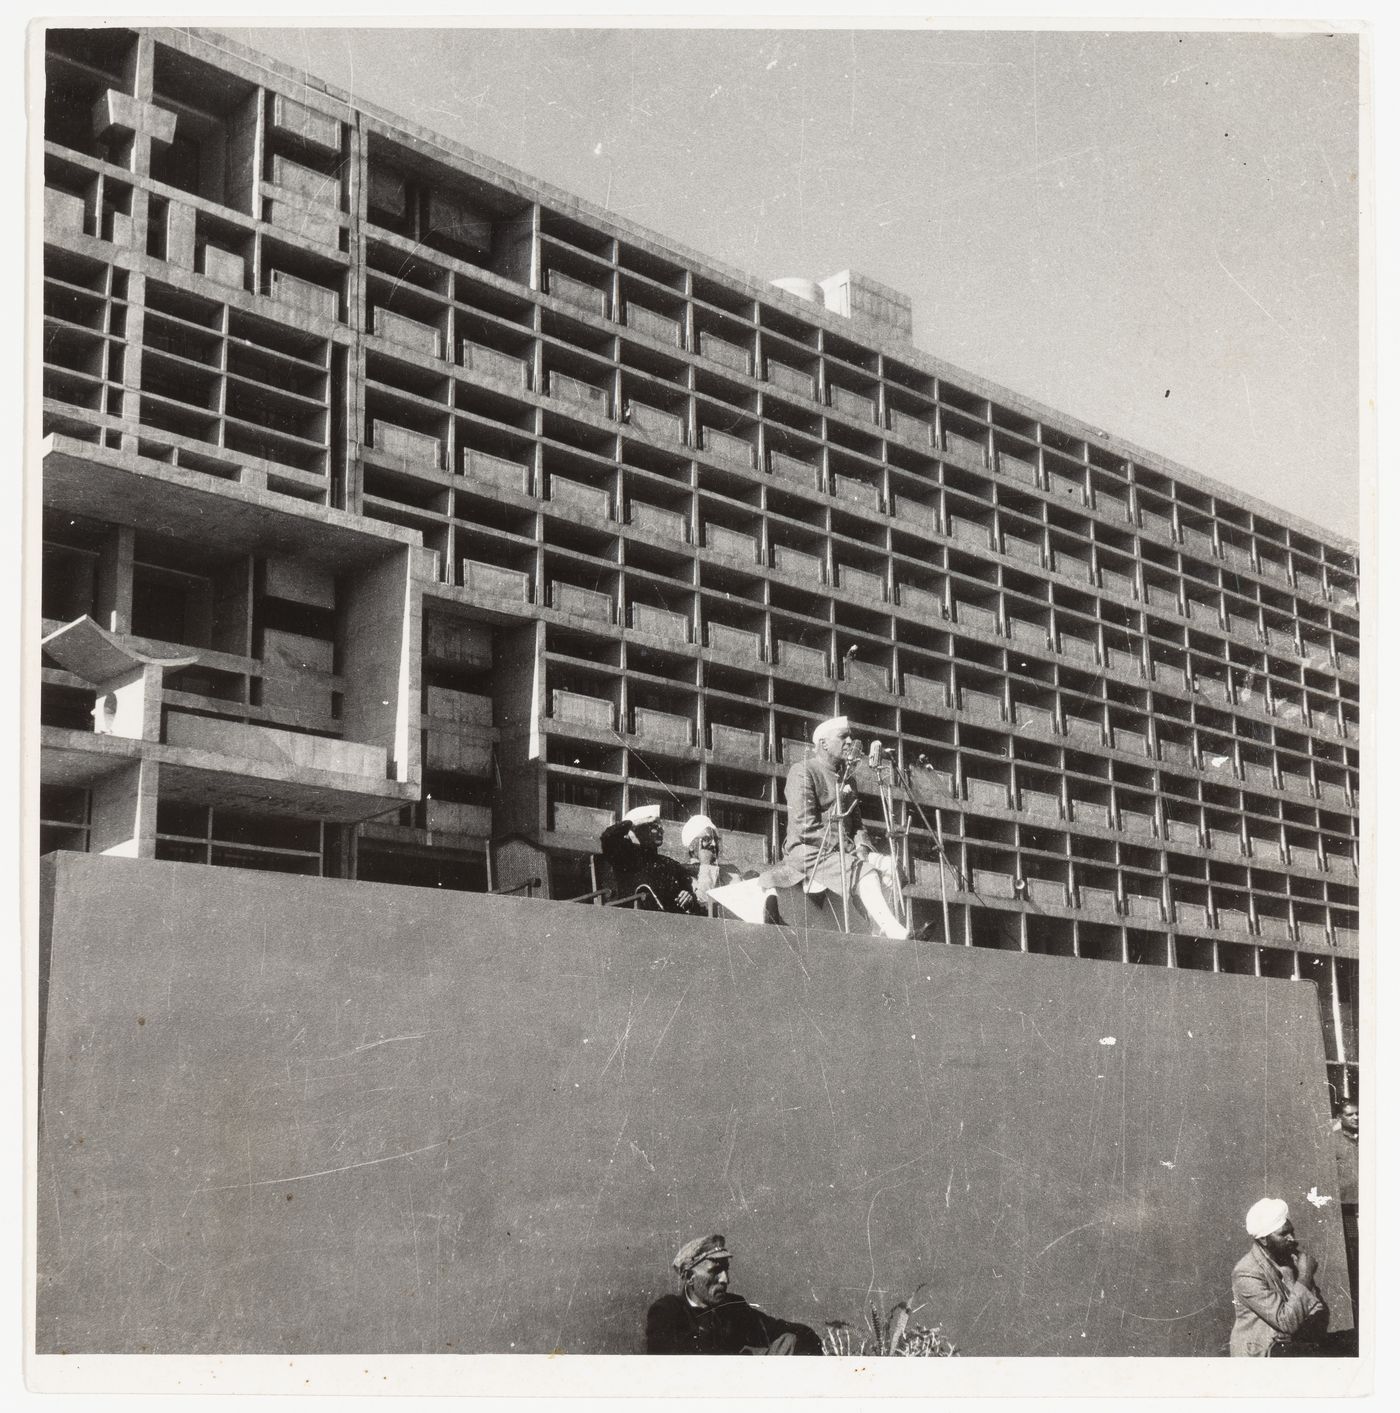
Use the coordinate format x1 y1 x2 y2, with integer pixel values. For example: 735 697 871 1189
36 853 1351 1356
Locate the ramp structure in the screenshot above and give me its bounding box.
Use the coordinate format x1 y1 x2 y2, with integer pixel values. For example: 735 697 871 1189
36 852 1350 1355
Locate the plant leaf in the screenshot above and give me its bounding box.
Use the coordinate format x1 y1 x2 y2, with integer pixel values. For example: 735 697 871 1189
889 1302 910 1352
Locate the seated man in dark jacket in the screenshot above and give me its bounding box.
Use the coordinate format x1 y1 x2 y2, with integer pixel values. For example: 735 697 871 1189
600 805 706 916
645 1234 821 1355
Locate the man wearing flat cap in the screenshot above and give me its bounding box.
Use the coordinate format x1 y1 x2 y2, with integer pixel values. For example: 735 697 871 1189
774 716 908 939
1229 1198 1330 1356
644 1234 821 1355
600 805 706 915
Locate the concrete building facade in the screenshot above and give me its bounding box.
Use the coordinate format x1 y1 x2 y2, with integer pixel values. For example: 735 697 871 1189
39 27 1360 1098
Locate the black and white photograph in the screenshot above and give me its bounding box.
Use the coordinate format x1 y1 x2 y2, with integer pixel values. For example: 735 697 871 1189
24 14 1373 1399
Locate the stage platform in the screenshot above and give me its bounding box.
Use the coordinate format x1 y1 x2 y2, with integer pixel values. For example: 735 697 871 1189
35 852 1351 1355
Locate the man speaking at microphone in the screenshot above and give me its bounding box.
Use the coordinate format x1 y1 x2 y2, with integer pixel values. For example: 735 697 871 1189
776 716 908 939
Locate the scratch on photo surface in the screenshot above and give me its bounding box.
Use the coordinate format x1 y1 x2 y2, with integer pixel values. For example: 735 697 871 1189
318 1031 422 1063
1313 139 1339 195
559 1111 629 1334
770 922 811 982
1211 243 1309 365
721 1107 741 1202
647 983 691 1064
945 1120 965 1208
1170 1093 1189 1168
857 1149 935 1191
798 1005 829 1046
719 919 737 987
338 30 354 104
1032 1218 1109 1263
817 1052 837 1140
244 1133 254 1220
966 1288 1000 1336
484 1283 507 1336
1161 60 1200 87
192 1117 508 1194
142 1243 175 1272
1240 372 1259 440
974 1141 1032 1171
599 990 639 1079
1108 1298 1221 1323
909 1036 936 1130
50 1173 63 1248
848 31 856 130
1031 34 1041 237
865 1179 919 1300
1007 1007 1059 1057
404 1179 424 1302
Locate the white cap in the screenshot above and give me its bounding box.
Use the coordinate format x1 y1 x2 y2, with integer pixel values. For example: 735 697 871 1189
624 804 662 826
813 715 850 744
682 814 716 849
1245 1198 1289 1239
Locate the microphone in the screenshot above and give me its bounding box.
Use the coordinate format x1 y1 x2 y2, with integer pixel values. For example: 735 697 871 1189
867 739 884 771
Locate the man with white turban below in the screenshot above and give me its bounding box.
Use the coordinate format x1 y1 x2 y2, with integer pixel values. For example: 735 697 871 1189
681 813 786 921
776 716 908 940
1229 1198 1330 1356
599 805 706 916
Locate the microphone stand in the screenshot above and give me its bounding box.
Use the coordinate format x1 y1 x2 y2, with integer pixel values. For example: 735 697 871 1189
835 749 863 933
868 749 908 929
896 758 958 947
838 800 850 934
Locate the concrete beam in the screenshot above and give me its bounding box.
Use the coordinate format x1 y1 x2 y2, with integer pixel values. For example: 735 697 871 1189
91 89 178 146
43 437 420 575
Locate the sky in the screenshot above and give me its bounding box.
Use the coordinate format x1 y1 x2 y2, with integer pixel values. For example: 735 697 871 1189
221 25 1361 542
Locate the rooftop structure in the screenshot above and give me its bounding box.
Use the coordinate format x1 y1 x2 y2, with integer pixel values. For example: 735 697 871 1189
38 26 1360 1099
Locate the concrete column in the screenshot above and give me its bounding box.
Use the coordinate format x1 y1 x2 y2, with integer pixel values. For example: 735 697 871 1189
338 545 422 784
94 525 135 635
211 556 254 659
166 201 198 269
491 620 547 839
89 758 159 857
1329 956 1348 1068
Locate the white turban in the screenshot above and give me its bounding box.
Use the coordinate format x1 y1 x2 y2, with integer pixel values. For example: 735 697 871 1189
681 815 716 849
812 715 850 744
1245 1198 1289 1239
623 804 661 826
